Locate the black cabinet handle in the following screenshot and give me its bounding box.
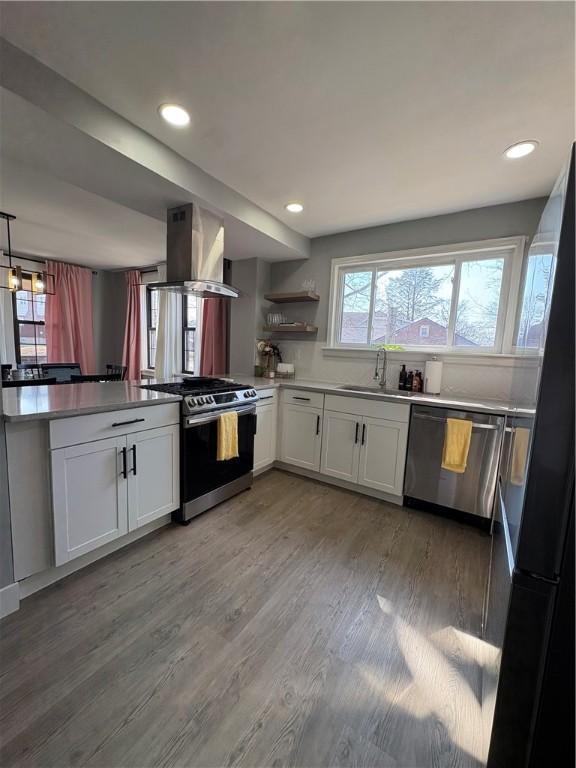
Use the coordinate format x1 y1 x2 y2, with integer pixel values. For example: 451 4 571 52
293 396 311 401
131 444 137 475
121 446 127 479
355 422 359 444
258 395 274 401
316 415 320 435
361 424 366 445
112 418 145 427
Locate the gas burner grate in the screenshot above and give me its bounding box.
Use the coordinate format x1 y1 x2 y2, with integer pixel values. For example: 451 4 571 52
141 378 247 397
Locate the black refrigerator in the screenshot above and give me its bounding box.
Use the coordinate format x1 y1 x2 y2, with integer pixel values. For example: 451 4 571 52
484 145 575 768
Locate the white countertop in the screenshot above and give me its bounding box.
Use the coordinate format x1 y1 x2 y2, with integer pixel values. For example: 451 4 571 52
2 374 534 422
2 381 181 422
229 375 533 416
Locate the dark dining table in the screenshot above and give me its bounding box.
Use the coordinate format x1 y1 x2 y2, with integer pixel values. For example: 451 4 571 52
2 377 58 388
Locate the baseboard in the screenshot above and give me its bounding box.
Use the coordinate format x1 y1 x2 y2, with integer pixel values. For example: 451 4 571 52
273 461 404 506
0 582 20 618
253 463 275 478
18 514 172 599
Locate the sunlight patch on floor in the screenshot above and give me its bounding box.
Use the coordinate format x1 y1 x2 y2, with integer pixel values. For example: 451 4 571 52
376 594 487 765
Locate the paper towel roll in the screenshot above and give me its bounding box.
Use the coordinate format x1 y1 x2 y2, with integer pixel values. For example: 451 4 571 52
424 360 443 394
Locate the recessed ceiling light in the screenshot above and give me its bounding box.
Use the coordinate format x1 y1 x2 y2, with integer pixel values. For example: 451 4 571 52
285 202 304 213
504 140 539 159
158 103 191 127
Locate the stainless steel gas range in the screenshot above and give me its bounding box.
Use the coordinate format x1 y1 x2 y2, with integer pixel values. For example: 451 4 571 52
141 378 259 523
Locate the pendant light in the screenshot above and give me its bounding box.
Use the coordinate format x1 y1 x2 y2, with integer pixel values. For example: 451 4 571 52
0 211 54 294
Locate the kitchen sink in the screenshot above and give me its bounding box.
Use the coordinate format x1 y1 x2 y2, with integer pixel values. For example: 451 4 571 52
338 384 416 397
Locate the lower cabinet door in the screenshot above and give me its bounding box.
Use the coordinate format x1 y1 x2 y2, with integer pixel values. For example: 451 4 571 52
254 403 277 472
279 404 322 471
320 410 361 482
357 416 408 495
51 436 128 566
127 424 180 530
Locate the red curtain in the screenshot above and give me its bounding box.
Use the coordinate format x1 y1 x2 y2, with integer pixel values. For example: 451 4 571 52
45 261 95 374
200 298 228 375
122 271 141 381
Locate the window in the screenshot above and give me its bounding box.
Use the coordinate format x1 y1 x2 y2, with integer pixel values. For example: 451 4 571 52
13 273 47 364
146 287 159 368
515 250 555 350
144 289 200 373
329 238 525 353
182 296 198 374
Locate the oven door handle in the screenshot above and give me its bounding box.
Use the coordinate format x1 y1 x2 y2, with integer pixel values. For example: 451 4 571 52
184 405 257 428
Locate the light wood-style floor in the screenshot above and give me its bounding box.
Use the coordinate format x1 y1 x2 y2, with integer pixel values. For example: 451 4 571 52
0 470 490 768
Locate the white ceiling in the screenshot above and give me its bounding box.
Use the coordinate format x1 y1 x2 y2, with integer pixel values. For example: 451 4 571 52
0 158 165 269
0 89 304 268
1 1 573 239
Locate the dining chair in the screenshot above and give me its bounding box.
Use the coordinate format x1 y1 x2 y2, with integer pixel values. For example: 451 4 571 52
106 364 128 381
17 364 43 378
41 363 82 382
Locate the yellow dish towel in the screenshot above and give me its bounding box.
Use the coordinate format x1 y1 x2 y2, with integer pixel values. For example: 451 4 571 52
217 410 239 461
441 418 473 474
511 427 530 486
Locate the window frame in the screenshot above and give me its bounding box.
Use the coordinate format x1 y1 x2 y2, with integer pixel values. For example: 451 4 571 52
512 236 557 354
12 271 47 365
181 295 198 374
146 286 158 369
327 237 526 355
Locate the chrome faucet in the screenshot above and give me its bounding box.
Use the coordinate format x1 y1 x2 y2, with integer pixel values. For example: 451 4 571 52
374 348 387 389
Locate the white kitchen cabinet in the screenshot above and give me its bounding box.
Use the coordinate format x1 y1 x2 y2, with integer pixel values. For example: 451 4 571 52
318 398 409 497
357 416 408 495
51 421 180 566
279 403 323 471
254 399 277 473
320 410 361 482
127 424 180 530
51 436 129 566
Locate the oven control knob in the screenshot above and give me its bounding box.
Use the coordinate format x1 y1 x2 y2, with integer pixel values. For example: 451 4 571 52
208 396 214 403
198 397 205 405
189 398 196 406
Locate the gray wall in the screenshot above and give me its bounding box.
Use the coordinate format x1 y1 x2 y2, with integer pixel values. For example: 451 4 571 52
229 258 271 374
0 397 14 589
270 198 548 341
92 270 128 371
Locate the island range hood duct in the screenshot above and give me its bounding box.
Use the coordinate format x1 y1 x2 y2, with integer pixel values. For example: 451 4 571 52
152 203 239 297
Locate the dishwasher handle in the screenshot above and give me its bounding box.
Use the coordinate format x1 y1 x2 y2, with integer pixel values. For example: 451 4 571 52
412 412 500 431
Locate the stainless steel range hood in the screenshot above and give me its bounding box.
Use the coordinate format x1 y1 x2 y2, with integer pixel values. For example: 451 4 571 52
152 203 239 297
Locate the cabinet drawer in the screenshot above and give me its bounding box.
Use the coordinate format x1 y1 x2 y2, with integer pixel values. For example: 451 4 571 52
282 388 325 409
50 403 180 449
256 388 277 406
324 394 410 423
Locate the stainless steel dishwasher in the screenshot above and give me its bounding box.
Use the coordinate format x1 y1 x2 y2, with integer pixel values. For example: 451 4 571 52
404 405 504 519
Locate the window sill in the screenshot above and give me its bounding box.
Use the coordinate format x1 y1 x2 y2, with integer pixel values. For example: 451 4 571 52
321 346 540 366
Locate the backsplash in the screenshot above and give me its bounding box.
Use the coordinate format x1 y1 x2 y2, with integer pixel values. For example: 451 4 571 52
275 341 540 404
